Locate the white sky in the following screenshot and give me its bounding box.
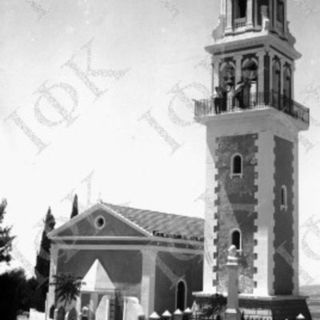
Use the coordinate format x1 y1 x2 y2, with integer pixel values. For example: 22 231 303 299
0 0 320 286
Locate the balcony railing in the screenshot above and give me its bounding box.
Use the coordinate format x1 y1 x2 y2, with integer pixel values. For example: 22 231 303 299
194 91 310 125
234 17 247 29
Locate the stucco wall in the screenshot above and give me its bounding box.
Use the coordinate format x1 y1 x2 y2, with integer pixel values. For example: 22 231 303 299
273 136 294 295
57 249 142 297
215 134 258 294
154 251 203 313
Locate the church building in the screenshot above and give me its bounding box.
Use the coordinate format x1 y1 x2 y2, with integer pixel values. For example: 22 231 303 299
194 0 312 319
47 1 313 319
47 202 203 317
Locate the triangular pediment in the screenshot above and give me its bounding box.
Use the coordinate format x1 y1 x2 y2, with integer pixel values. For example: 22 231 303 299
82 259 115 291
49 203 150 239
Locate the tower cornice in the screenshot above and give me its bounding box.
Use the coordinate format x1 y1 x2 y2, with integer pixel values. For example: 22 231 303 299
205 33 301 61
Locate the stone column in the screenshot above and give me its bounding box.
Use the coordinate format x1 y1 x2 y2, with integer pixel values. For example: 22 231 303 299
257 51 265 104
246 0 254 29
280 58 284 99
212 57 220 96
220 0 226 16
291 63 295 100
225 246 241 320
89 293 98 320
268 51 274 101
141 249 157 316
225 0 233 33
235 55 242 85
47 245 58 315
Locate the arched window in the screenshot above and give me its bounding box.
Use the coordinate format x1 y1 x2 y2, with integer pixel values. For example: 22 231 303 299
231 153 243 177
176 280 187 311
280 185 288 210
272 59 281 109
231 229 242 251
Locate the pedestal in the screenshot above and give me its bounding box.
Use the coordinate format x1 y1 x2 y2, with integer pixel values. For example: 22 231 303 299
239 295 312 320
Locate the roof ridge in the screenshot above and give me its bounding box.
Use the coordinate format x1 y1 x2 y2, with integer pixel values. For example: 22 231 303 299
102 201 203 221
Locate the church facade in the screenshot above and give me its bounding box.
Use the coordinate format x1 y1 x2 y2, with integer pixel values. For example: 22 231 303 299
194 0 312 319
47 202 203 317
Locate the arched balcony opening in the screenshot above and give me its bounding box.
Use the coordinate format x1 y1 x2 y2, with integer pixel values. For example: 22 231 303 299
276 0 285 31
219 62 235 112
272 58 281 109
283 66 292 112
257 0 269 26
220 62 235 89
234 59 258 109
233 0 247 28
234 0 247 19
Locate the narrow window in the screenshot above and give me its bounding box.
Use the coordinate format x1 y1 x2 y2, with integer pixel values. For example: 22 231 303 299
281 185 288 210
231 229 242 251
176 280 187 311
231 154 243 177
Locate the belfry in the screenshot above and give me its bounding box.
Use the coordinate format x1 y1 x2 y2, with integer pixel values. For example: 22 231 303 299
194 0 312 319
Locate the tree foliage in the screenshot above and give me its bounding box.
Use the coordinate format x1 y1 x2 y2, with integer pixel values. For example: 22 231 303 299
202 294 227 318
34 207 56 311
0 269 36 320
51 273 83 308
0 198 14 264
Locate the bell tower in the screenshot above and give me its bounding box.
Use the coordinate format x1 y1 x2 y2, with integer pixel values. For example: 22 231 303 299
194 1 312 319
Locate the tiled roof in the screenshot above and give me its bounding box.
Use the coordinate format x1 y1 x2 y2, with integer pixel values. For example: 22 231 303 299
103 202 204 242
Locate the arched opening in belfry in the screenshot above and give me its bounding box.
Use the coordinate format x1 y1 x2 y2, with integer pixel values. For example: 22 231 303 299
276 0 285 25
257 0 269 26
240 59 258 108
219 62 235 111
283 66 292 112
176 280 187 311
272 58 281 109
220 62 235 89
234 0 247 19
231 229 242 250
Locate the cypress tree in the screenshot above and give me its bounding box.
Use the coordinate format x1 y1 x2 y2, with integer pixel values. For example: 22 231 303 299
70 194 79 219
34 207 55 311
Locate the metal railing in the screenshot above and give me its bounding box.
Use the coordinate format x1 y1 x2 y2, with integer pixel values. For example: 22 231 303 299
194 91 310 125
234 17 247 29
